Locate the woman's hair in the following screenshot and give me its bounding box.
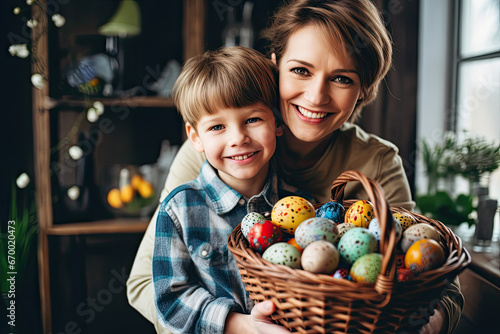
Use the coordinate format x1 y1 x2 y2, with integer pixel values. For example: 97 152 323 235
172 46 279 128
262 0 393 121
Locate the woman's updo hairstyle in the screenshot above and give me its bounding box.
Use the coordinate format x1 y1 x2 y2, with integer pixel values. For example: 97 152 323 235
263 0 393 121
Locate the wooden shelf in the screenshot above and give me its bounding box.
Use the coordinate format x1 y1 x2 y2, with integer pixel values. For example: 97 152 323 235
47 218 150 236
51 95 174 109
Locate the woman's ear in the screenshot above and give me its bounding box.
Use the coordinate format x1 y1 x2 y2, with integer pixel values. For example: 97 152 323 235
276 124 284 137
185 122 205 153
271 53 277 65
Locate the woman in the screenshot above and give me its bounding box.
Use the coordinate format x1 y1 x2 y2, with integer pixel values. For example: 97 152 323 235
127 1 462 333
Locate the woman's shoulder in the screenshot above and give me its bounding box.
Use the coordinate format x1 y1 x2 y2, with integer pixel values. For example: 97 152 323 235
337 123 399 154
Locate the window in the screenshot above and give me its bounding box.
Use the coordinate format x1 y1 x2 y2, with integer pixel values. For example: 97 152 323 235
451 0 500 200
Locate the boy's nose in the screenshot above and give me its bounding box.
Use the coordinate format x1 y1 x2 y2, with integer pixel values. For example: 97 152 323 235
228 128 250 147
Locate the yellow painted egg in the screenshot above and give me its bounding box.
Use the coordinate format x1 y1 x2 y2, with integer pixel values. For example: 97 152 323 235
344 200 375 228
271 196 315 234
393 212 418 231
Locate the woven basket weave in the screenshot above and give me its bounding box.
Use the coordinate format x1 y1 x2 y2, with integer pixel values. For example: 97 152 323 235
227 170 471 333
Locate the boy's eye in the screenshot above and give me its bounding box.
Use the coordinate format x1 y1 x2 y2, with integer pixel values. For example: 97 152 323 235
209 124 224 131
292 67 310 76
246 117 262 124
333 75 354 85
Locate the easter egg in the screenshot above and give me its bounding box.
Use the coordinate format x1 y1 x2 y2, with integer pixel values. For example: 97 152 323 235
393 212 418 231
337 228 377 264
401 223 440 253
271 196 315 234
367 217 402 246
397 267 415 281
315 201 345 224
241 212 266 241
301 240 339 275
294 217 339 249
335 223 357 241
262 242 302 269
344 200 375 228
287 237 304 252
350 253 382 284
333 268 350 280
248 220 283 253
405 239 445 274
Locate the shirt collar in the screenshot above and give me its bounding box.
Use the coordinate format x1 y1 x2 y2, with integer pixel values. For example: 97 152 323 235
197 161 278 215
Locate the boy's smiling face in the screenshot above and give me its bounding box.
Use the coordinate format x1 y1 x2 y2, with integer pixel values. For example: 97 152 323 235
186 102 279 197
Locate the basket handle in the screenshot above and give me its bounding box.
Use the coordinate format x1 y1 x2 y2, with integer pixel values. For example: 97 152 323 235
330 170 397 307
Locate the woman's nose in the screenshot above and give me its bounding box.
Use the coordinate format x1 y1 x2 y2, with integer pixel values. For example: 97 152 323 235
304 78 330 106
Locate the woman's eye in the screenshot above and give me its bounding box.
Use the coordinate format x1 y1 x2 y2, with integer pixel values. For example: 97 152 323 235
333 76 354 85
292 67 310 76
209 124 224 131
246 117 261 124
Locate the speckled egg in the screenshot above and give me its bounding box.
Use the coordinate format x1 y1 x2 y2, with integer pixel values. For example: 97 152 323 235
337 227 377 264
393 212 418 231
248 220 283 253
401 223 440 253
333 268 350 280
301 240 339 275
344 200 375 228
271 196 315 234
350 253 382 284
335 223 357 242
405 239 445 274
315 201 345 224
294 217 339 249
262 242 302 269
367 217 402 247
241 212 266 241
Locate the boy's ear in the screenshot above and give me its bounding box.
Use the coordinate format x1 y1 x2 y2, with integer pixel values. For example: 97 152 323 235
276 124 284 137
271 53 277 65
185 122 205 153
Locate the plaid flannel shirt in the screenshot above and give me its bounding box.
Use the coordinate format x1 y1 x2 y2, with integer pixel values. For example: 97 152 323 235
153 161 308 334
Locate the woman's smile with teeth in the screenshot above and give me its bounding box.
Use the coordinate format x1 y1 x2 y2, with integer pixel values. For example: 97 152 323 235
296 105 328 119
230 152 256 160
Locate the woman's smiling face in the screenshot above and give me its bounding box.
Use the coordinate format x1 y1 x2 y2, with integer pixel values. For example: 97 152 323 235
278 24 363 143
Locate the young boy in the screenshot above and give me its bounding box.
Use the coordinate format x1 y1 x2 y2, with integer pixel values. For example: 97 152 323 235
152 46 307 334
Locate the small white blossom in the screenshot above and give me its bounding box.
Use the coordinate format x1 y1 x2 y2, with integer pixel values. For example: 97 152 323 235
14 7 20 15
67 186 80 200
52 14 66 28
31 73 45 89
87 107 99 122
16 173 30 189
26 0 34 5
27 19 38 28
93 101 105 115
68 146 84 160
9 44 29 58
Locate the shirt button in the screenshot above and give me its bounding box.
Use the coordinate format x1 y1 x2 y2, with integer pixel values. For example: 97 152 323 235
201 250 208 257
238 198 246 206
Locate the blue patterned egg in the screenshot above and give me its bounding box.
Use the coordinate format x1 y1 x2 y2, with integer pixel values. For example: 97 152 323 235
315 201 345 224
262 242 302 269
350 253 382 284
337 227 377 264
241 212 266 241
294 217 339 249
368 217 402 247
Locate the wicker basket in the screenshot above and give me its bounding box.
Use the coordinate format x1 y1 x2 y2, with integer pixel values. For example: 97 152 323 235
227 170 471 333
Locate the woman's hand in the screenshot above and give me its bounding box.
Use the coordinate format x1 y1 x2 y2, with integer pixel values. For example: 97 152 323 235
418 305 446 334
251 300 290 334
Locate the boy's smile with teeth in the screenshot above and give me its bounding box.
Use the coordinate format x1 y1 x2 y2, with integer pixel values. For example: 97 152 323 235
296 105 328 119
229 152 257 160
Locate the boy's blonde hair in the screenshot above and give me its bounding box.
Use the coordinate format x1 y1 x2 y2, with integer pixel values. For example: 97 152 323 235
263 0 393 122
172 46 279 128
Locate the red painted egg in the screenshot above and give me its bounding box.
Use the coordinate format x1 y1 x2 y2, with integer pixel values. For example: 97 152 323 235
248 220 283 253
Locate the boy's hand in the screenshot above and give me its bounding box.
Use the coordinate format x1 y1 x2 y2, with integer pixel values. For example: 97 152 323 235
251 300 290 333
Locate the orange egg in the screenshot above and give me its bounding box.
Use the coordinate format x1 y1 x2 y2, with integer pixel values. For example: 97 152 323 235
137 180 154 198
344 200 374 228
287 237 304 253
404 239 445 274
120 185 135 203
107 188 123 208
